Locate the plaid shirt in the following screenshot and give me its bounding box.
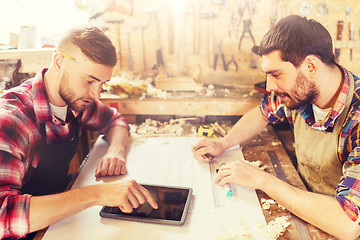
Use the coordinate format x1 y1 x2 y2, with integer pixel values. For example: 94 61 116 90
0 69 128 238
260 66 360 224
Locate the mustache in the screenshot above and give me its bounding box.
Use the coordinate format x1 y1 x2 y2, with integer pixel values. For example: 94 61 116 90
81 98 95 102
274 91 290 98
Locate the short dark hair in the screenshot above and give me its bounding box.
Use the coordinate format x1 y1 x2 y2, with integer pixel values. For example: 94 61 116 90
259 15 336 67
58 26 117 67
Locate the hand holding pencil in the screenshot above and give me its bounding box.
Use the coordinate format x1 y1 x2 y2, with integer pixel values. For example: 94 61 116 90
191 138 226 162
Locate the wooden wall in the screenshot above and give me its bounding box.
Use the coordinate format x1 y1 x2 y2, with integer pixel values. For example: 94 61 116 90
1 0 360 86
102 0 360 85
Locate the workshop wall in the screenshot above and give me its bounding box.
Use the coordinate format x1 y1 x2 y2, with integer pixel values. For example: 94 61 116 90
101 0 360 87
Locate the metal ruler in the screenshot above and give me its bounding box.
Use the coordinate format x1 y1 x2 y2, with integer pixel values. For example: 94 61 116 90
267 151 313 240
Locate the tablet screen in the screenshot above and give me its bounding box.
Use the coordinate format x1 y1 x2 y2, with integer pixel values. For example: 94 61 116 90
99 184 192 225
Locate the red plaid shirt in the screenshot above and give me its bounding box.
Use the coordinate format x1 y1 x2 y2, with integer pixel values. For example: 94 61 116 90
0 69 128 238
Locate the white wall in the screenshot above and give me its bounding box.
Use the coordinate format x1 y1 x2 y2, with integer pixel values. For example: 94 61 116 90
0 0 88 48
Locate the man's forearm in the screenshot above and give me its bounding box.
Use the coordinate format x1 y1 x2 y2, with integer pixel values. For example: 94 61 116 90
221 106 268 149
104 126 129 156
29 185 98 232
258 171 360 239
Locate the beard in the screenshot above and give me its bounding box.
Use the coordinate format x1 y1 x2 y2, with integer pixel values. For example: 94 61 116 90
58 71 93 112
275 70 319 110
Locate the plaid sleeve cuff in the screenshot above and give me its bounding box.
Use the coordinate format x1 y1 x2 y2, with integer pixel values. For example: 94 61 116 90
1 194 31 238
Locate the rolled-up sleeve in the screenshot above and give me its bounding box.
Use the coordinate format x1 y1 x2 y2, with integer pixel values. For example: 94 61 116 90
81 99 129 133
337 138 360 223
0 151 31 238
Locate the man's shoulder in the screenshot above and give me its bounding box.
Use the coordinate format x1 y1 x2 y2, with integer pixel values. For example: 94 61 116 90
1 78 33 100
0 79 35 120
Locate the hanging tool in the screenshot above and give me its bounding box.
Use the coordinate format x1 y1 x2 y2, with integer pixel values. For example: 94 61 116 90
192 4 202 55
131 19 149 72
349 22 354 61
298 1 312 16
316 2 328 17
250 45 260 69
270 0 279 27
335 20 343 63
237 0 254 24
228 12 239 38
178 11 191 75
123 29 133 71
212 0 226 8
140 5 173 77
238 19 255 50
109 0 133 15
270 0 288 27
201 12 218 67
226 55 238 71
214 41 227 71
106 19 125 69
345 6 351 19
167 1 174 55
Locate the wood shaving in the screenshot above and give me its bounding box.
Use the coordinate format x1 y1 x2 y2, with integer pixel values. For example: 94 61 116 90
129 118 197 137
264 216 291 240
271 142 280 146
260 198 276 210
106 75 168 99
195 84 215 97
243 159 266 170
216 222 251 240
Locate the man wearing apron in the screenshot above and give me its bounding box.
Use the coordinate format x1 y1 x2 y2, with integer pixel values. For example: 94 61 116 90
193 15 360 239
0 26 157 239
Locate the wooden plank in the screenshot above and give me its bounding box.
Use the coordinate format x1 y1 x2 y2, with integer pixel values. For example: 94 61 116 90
0 49 53 73
101 97 260 116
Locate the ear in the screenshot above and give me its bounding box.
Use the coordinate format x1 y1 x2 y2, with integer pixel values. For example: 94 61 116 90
303 55 318 76
53 52 65 71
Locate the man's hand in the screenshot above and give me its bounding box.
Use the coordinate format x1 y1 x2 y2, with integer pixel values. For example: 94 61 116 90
95 152 127 177
214 160 265 189
192 138 226 161
97 180 158 213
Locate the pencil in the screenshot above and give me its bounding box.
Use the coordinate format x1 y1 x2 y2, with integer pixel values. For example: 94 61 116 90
191 145 210 161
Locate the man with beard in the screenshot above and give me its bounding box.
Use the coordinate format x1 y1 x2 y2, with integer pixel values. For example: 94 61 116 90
193 15 360 238
0 26 158 239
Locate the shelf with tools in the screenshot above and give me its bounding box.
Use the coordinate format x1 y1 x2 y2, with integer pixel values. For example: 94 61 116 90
100 84 263 117
2 1 360 108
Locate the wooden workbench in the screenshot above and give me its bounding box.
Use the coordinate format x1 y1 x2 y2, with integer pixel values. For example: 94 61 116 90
34 124 333 240
100 85 263 117
243 126 334 240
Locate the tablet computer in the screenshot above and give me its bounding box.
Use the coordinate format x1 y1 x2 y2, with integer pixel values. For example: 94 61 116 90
99 184 193 225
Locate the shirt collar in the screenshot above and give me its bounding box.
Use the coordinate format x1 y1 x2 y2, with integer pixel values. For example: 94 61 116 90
297 66 349 130
32 68 79 124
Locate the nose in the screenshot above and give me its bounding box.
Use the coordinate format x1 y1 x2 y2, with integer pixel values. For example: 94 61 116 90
266 76 278 92
89 83 101 99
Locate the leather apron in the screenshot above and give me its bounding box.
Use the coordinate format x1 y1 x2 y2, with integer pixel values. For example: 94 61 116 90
21 119 80 196
293 71 354 196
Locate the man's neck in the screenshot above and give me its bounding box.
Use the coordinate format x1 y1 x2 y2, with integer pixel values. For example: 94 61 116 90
313 65 344 109
44 68 67 107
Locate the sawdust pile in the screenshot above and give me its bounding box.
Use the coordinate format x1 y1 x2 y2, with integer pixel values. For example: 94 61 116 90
216 222 252 240
243 159 266 170
105 74 168 99
129 118 198 137
105 74 224 99
195 84 215 97
264 216 291 240
216 216 291 240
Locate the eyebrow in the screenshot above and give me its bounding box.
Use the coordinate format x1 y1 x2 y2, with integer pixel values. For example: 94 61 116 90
264 69 281 75
87 74 111 83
